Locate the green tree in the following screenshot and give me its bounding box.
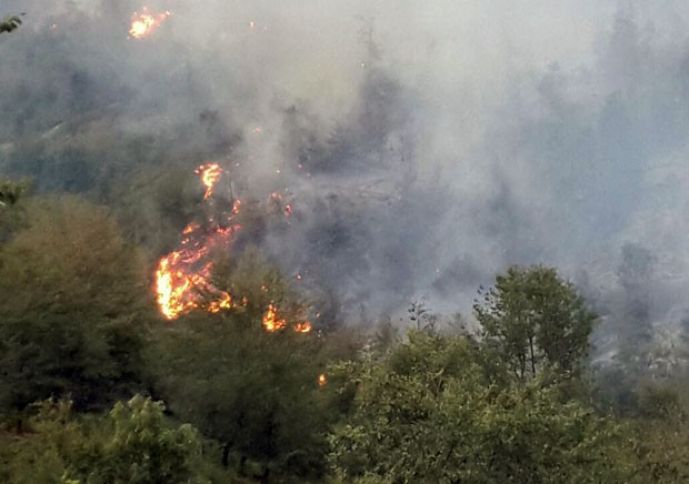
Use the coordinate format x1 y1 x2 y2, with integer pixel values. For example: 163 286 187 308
0 179 28 207
474 266 596 381
0 196 150 412
0 15 22 34
150 249 329 481
0 395 212 484
328 331 633 483
0 178 30 242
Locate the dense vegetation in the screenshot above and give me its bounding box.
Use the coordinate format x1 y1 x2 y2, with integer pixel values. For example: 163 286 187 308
1 181 688 483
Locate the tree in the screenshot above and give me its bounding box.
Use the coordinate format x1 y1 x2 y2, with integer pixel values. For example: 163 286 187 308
0 196 150 412
615 243 655 369
0 179 28 207
474 266 596 381
0 395 213 484
0 178 30 243
149 249 329 481
328 331 632 483
0 15 22 34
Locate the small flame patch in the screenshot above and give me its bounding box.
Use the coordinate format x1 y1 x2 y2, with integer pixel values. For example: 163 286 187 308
129 7 171 40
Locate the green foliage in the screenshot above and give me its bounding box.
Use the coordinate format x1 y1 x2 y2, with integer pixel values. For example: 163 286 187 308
631 417 689 483
0 395 214 484
0 196 150 411
328 331 633 483
75 395 205 484
0 15 22 34
0 178 30 242
636 381 681 419
0 185 686 482
0 179 28 207
475 265 596 381
149 249 329 481
112 167 205 255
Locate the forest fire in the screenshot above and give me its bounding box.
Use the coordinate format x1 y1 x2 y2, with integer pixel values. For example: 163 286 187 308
129 7 171 39
195 163 223 200
154 163 239 320
262 304 287 332
154 164 312 334
294 321 312 333
154 240 237 320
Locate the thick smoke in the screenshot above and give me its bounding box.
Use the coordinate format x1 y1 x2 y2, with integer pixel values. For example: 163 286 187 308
2 1 689 343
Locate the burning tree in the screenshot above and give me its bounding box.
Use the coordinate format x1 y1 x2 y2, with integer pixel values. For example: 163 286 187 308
147 164 328 478
150 247 328 480
153 163 312 333
128 8 170 40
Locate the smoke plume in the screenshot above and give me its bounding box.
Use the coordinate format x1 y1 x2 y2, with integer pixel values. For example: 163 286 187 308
2 1 689 340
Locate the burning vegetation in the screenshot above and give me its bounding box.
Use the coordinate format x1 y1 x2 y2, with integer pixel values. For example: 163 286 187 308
6 3 689 483
154 163 311 333
128 7 171 40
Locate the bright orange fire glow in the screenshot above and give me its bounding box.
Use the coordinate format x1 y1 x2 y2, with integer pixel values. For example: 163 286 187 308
154 164 239 320
262 304 287 332
208 292 233 313
195 163 223 200
318 373 327 387
294 322 312 333
129 7 171 39
182 223 199 235
154 164 314 333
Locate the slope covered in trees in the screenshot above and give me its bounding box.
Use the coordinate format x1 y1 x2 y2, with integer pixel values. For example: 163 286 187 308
1 184 689 483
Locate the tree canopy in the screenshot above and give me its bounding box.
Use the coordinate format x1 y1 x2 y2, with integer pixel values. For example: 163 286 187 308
0 15 22 34
328 331 632 483
0 395 211 484
0 186 687 483
474 266 597 381
0 196 149 411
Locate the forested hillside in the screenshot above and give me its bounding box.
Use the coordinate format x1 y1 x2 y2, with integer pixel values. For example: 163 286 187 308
2 181 689 482
3 1 689 482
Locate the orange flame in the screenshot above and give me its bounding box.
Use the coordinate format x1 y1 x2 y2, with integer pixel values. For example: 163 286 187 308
154 164 239 320
318 373 327 387
154 164 315 334
294 322 312 333
262 304 287 332
129 7 171 39
182 223 199 235
195 163 223 200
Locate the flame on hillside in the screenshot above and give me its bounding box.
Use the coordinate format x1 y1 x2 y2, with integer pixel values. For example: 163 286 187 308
196 163 223 200
294 321 312 333
154 163 240 319
129 7 171 39
154 163 312 334
262 304 287 332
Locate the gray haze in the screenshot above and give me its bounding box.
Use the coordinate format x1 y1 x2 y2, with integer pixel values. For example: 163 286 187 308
1 1 689 345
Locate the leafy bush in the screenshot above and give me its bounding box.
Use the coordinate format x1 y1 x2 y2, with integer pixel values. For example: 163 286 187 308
0 395 215 484
328 331 634 483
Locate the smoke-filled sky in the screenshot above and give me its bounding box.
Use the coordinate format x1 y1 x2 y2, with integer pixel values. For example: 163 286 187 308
2 1 689 336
